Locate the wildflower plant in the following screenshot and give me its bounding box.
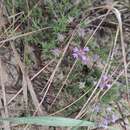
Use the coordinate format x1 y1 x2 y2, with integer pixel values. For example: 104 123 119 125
72 46 89 65
99 75 112 90
101 117 109 129
101 113 118 129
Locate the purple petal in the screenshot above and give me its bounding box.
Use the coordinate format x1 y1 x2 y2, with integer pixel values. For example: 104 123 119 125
81 55 87 61
101 116 111 129
102 75 108 81
83 47 89 52
106 84 111 89
102 119 109 129
99 82 106 89
80 55 88 64
99 75 112 89
72 53 78 59
73 47 79 53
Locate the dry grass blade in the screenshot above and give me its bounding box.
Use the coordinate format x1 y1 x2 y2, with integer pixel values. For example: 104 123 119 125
22 74 28 107
99 26 120 98
8 11 24 19
7 60 54 106
4 12 24 35
11 42 49 130
74 10 111 120
50 88 92 116
33 30 76 115
13 0 42 32
0 27 50 47
10 42 45 115
112 7 129 100
31 59 55 80
0 100 9 130
50 61 77 108
88 26 120 105
105 26 119 74
10 42 28 109
0 58 10 130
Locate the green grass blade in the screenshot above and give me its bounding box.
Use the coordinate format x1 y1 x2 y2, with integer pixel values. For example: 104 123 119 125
0 116 94 127
0 116 121 130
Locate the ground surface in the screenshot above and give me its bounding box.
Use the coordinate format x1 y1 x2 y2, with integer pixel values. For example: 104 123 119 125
0 0 130 130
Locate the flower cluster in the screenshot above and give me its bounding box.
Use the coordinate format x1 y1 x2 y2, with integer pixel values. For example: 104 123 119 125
101 114 117 129
72 47 89 65
102 117 109 129
94 105 118 129
99 75 112 90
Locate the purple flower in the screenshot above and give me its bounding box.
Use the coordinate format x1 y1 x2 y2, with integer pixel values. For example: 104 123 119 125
101 118 109 129
93 54 100 62
99 75 112 90
51 48 61 57
100 113 118 129
111 114 117 123
72 47 89 64
83 47 89 52
101 115 111 129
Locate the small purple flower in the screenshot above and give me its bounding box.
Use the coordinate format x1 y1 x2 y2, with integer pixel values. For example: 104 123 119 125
72 47 79 59
83 47 89 52
99 75 112 90
111 114 117 123
101 118 109 129
100 113 118 129
93 54 100 62
73 47 79 53
72 47 89 65
51 48 61 57
101 115 111 129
